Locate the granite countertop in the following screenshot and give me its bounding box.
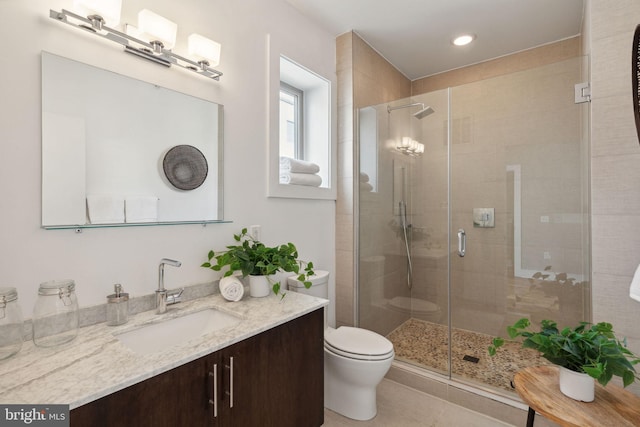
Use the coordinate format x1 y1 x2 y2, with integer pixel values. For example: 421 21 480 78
0 290 327 409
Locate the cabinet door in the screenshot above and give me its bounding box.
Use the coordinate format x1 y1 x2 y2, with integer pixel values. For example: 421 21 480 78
264 309 324 427
221 309 324 427
70 309 324 427
219 331 266 426
71 354 213 427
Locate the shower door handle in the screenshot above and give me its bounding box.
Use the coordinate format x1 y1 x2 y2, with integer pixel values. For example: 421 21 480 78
457 229 466 257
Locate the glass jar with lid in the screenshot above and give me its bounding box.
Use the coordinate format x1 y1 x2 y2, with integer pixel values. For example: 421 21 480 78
0 287 23 359
33 279 79 347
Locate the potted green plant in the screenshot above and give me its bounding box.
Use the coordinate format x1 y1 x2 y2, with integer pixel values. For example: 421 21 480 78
202 228 314 298
488 318 640 402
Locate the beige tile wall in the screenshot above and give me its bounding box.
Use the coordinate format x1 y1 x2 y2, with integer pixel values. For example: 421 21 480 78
336 32 355 327
412 37 581 95
409 38 589 336
447 58 588 336
336 32 411 327
590 0 640 395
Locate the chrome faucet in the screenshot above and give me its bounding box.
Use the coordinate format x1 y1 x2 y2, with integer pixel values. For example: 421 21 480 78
157 258 184 314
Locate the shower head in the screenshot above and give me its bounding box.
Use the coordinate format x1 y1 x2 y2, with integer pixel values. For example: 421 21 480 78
387 102 435 120
413 106 435 119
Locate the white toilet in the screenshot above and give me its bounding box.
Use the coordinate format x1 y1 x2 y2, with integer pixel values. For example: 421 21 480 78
288 271 394 421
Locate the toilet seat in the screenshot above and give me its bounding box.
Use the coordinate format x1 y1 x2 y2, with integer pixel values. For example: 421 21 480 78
324 327 394 361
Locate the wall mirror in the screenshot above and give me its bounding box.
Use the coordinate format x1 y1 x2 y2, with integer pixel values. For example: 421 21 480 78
41 52 224 229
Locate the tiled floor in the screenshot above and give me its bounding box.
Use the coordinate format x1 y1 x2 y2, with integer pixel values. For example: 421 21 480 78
323 379 515 426
387 319 550 393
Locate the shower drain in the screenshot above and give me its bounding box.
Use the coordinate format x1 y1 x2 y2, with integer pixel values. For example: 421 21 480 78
462 355 480 363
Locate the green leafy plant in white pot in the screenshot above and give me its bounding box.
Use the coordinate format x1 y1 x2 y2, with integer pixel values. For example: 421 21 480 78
202 228 314 298
488 318 640 402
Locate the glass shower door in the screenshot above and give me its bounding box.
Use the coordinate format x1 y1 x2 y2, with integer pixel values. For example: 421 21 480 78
358 89 450 375
448 56 590 393
357 55 590 397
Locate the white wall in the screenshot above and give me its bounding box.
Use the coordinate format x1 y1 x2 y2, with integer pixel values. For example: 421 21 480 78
0 0 336 323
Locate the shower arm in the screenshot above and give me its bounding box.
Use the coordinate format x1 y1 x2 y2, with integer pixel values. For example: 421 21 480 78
387 102 425 114
387 102 435 120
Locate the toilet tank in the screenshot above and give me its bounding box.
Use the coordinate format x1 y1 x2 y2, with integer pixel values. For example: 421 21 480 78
287 270 329 299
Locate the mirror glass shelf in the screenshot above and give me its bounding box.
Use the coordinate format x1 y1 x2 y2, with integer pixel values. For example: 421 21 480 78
43 220 232 231
41 52 224 229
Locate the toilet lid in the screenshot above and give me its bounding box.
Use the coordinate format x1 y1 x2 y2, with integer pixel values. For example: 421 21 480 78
324 327 394 360
389 296 440 314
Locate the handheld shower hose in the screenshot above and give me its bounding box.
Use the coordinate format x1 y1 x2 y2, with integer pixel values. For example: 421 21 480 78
399 201 413 289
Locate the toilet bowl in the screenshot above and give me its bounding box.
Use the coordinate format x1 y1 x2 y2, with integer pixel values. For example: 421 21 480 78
288 271 394 421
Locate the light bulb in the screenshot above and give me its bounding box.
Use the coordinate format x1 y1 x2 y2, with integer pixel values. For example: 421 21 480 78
452 34 475 46
74 0 122 27
137 9 177 50
188 34 221 67
399 136 412 149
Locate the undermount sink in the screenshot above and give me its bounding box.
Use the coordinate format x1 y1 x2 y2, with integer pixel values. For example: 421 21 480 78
115 308 242 355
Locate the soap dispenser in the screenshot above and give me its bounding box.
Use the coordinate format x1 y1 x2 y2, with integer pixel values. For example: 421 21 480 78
106 284 129 326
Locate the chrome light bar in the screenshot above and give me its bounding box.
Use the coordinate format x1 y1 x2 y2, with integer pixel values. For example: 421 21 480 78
49 9 223 81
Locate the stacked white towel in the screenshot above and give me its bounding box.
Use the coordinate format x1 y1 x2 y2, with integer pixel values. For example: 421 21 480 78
86 195 124 224
280 172 323 186
630 264 640 302
125 196 159 223
219 276 244 302
279 157 322 187
359 172 373 192
280 157 320 173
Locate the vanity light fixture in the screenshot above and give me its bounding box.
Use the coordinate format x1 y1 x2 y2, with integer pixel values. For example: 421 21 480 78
49 5 223 81
396 137 424 157
452 34 476 46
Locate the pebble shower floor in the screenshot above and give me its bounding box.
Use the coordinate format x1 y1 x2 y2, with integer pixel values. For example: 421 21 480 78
387 318 550 393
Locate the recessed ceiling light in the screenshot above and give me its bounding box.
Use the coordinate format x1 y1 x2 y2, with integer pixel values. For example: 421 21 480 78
452 34 475 46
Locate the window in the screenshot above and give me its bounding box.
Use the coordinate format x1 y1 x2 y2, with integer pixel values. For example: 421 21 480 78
267 50 335 200
279 82 303 159
278 56 330 188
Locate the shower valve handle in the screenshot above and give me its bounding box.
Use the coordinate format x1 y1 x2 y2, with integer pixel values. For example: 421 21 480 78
457 229 466 257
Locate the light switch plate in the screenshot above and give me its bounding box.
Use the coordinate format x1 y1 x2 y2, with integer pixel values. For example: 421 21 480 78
473 208 495 228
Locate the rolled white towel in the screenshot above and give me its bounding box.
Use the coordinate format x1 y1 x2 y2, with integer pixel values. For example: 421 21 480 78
125 196 158 223
219 276 244 302
279 172 322 187
86 195 124 224
279 156 320 174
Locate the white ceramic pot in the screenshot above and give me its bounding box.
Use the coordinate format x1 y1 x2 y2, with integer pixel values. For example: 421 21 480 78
558 366 594 402
249 275 271 298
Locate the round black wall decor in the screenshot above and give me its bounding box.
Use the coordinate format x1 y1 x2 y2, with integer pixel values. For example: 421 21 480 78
162 145 209 191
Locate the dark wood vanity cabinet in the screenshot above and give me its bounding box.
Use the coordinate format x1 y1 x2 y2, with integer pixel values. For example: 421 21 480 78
70 309 324 427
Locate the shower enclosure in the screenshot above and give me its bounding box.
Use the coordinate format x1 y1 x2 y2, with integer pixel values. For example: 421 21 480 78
357 56 590 396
